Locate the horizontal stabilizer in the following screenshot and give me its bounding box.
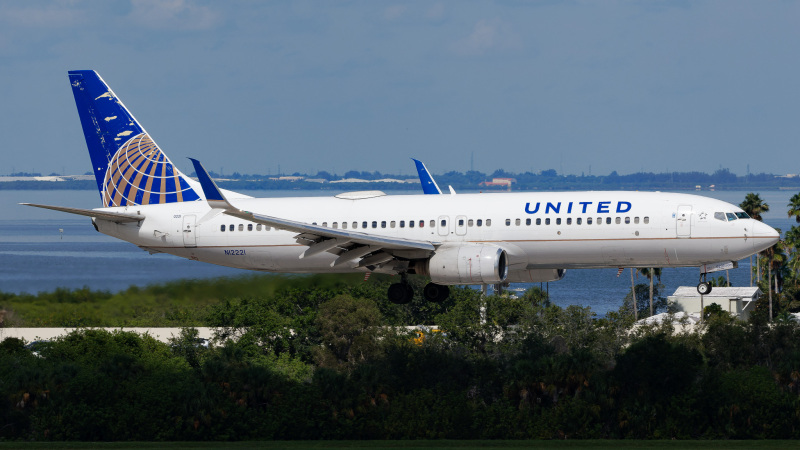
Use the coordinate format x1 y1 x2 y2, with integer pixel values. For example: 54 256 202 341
21 203 145 223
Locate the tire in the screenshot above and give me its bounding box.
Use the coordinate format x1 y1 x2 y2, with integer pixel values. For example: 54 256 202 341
388 283 413 304
423 283 450 302
697 282 712 295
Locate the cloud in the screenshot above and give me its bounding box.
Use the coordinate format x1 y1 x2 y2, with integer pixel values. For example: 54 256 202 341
383 5 407 21
129 0 219 30
425 3 445 21
452 18 521 56
0 1 85 28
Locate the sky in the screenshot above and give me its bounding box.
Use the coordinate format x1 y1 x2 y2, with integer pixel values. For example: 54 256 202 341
1 0 798 178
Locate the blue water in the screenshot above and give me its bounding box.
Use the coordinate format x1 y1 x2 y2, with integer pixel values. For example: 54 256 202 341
1 189 796 316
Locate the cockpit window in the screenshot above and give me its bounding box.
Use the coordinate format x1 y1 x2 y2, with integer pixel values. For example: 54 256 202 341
714 212 726 221
726 213 737 221
735 212 750 219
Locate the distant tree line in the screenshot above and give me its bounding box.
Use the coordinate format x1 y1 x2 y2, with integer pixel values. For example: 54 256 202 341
3 168 799 191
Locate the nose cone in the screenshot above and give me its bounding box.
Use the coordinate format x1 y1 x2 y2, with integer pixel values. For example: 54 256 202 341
752 220 780 252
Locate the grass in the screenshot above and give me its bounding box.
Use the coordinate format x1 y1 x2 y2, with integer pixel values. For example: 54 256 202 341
1 441 800 450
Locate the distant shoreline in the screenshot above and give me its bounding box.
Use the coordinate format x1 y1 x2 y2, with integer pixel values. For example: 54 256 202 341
1 179 799 192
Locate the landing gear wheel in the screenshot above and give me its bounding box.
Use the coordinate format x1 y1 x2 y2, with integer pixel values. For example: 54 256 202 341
697 282 712 295
423 283 450 302
388 282 414 304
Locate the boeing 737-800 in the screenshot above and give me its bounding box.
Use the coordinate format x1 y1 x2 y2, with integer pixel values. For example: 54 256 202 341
23 70 779 304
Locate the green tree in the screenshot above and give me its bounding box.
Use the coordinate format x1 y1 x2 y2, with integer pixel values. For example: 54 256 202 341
788 192 800 223
313 294 384 370
740 193 770 283
638 268 662 317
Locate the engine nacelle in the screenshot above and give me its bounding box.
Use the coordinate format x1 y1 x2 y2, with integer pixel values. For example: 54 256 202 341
505 268 566 283
414 244 508 285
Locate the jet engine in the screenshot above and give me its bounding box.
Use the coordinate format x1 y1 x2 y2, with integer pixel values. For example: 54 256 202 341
505 268 566 283
413 244 508 285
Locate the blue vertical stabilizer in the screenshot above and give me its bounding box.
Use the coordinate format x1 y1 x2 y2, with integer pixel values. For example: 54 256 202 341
68 70 199 207
412 158 442 195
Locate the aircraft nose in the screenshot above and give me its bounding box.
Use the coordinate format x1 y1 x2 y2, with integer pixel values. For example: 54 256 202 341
752 220 780 252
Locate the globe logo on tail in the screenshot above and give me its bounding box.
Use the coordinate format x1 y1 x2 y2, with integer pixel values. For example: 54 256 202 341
102 133 199 207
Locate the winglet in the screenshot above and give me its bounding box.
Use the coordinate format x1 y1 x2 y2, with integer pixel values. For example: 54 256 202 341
411 158 442 195
189 158 232 209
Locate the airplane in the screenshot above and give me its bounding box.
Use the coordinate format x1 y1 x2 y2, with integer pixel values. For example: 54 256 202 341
23 70 779 305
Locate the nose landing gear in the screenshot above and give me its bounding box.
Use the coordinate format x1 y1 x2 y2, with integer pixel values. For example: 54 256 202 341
697 273 712 295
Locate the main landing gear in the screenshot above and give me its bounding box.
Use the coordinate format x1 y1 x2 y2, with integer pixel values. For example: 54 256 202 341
697 273 712 295
387 274 451 304
423 282 450 303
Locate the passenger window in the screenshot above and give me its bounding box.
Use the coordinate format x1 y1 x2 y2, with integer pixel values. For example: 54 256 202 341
556 218 561 225
400 220 405 228
566 218 572 225
536 218 541 225
322 222 328 227
468 219 474 227
248 224 253 231
362 221 367 228
597 217 602 225
430 220 435 227
515 218 521 226
458 219 464 226
526 218 531 226
726 213 737 221
410 220 415 228
477 219 482 227
506 219 511 226
440 219 446 227
229 224 234 231
381 221 387 228
238 224 244 231
372 221 377 228
332 222 338 229
391 221 396 228
634 217 639 224
625 217 630 224
644 217 650 224
606 217 611 224
587 217 593 225
577 217 582 225
342 222 347 229
257 224 262 231
615 217 621 225
220 224 225 232
545 218 551 225
420 220 425 228
352 222 357 229
486 219 492 226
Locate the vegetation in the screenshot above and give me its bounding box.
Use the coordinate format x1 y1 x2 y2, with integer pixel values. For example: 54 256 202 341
3 272 800 440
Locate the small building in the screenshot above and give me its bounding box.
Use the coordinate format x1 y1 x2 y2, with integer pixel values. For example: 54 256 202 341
668 286 761 320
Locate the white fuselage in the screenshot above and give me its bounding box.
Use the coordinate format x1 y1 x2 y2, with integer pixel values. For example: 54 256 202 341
93 190 777 281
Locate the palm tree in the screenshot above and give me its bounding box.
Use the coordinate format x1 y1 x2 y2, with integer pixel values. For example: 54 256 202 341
638 267 662 317
784 226 800 288
789 193 800 223
740 193 770 284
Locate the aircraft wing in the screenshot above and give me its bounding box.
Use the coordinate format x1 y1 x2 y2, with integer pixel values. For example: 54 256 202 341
189 158 436 268
20 203 145 223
